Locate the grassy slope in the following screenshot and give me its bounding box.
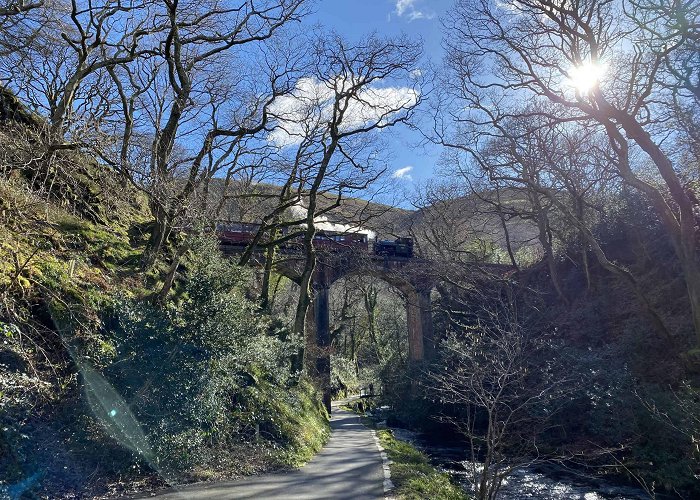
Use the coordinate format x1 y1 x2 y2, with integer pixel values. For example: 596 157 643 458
377 429 468 500
344 400 467 500
1 176 155 496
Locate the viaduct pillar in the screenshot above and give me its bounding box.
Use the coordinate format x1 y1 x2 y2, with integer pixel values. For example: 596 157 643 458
404 287 434 362
418 288 434 360
405 288 424 361
312 269 332 414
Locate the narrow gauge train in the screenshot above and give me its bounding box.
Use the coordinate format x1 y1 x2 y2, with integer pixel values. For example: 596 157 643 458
216 222 413 258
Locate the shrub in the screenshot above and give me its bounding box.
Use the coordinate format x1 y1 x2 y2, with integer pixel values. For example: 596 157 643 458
87 236 327 479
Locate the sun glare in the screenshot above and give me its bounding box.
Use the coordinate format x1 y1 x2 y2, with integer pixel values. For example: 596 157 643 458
568 61 607 93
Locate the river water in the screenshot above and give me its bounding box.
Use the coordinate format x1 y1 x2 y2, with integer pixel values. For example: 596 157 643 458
390 428 651 500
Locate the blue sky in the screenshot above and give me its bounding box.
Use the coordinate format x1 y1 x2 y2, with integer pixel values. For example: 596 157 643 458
306 0 454 189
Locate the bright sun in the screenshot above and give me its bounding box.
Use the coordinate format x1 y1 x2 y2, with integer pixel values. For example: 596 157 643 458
568 61 607 93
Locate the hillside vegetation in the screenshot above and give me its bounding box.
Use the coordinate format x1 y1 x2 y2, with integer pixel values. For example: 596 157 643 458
0 102 328 497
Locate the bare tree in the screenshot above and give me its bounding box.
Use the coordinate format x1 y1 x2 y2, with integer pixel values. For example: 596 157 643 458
442 104 679 346
439 0 700 350
428 295 573 500
1 0 159 143
293 34 419 400
102 0 307 270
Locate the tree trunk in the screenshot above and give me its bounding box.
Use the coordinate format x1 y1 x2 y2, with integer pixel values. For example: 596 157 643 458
155 242 189 305
259 229 278 311
293 140 338 374
142 206 171 271
495 188 519 270
363 285 382 363
532 195 568 304
604 118 700 347
575 197 591 291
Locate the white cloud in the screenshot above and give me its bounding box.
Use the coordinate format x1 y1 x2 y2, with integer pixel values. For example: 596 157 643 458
268 76 419 147
395 0 414 16
392 166 413 181
395 0 435 21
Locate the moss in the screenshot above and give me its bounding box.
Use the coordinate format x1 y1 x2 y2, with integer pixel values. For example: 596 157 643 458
243 379 330 468
0 177 150 367
54 214 141 271
278 381 330 466
377 429 469 500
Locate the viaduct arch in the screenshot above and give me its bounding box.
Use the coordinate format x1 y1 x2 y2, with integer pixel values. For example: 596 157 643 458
274 253 439 412
309 256 436 364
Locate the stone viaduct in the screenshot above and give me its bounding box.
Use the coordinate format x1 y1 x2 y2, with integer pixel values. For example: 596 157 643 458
221 243 512 412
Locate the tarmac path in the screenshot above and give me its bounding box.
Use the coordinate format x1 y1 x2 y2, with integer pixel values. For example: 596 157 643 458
143 399 385 500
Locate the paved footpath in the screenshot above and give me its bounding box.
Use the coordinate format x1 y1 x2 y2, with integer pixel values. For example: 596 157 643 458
144 400 385 499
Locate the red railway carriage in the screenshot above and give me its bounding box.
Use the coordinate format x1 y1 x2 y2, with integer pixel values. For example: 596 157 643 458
216 222 262 246
312 231 369 252
216 221 379 255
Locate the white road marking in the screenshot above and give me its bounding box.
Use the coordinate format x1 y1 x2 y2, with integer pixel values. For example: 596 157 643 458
371 429 395 500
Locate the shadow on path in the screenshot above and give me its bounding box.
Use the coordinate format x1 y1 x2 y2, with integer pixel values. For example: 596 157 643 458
139 400 383 500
